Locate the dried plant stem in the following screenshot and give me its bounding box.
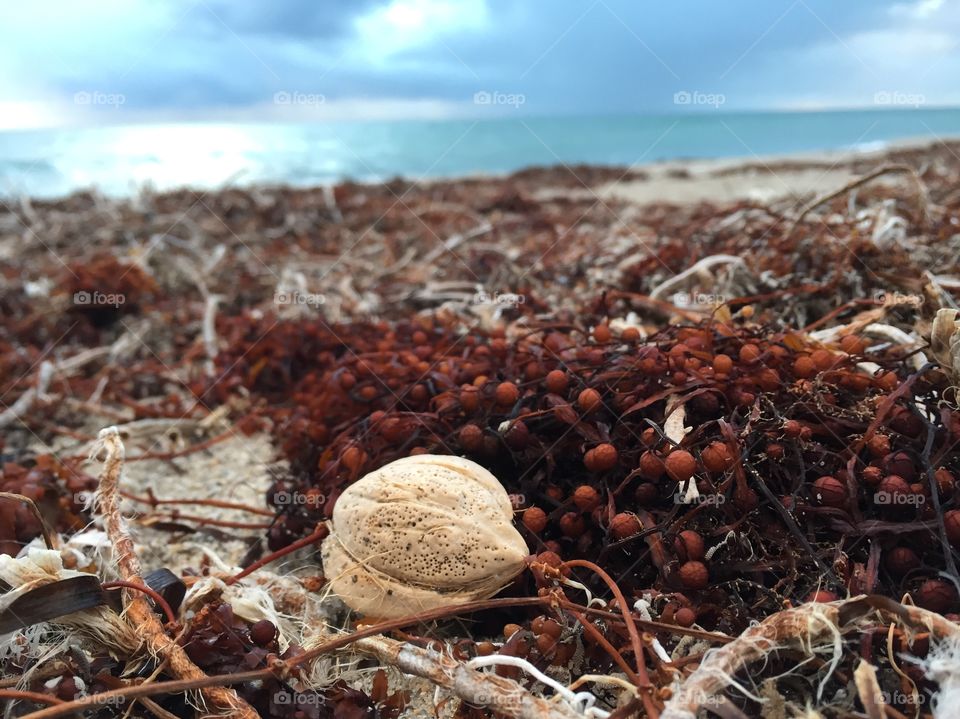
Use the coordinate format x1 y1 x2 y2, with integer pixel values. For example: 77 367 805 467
660 595 960 719
18 598 552 719
0 492 54 549
90 426 257 719
354 634 584 719
0 360 53 429
787 163 928 239
661 601 844 719
648 254 747 301
202 294 221 375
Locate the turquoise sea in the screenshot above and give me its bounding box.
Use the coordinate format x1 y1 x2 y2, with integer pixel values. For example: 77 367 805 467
1 108 958 198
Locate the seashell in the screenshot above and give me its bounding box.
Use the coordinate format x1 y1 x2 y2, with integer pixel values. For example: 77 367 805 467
930 308 960 383
321 454 528 618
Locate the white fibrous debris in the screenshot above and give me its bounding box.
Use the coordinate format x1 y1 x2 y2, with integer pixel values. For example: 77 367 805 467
321 455 529 618
917 635 960 719
0 548 83 591
931 308 960 384
0 548 140 659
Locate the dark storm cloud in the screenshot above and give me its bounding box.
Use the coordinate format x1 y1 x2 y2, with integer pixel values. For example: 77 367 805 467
199 0 388 39
1 0 958 126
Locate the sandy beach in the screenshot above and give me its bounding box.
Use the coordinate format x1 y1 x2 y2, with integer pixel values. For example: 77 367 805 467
3 135 960 717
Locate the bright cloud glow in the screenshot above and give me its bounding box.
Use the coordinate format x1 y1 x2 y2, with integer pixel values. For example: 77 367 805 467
354 0 489 59
0 0 958 128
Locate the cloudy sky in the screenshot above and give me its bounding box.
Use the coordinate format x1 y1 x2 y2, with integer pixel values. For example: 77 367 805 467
1 0 958 129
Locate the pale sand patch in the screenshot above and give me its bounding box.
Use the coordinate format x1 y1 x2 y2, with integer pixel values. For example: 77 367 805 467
115 431 279 574
594 138 949 206
36 427 282 575
599 164 862 205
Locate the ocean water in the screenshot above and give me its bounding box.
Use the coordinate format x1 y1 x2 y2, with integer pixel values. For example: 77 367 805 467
1 109 958 199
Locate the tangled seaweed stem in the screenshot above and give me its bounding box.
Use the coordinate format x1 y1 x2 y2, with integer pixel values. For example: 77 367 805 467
0 690 63 707
100 580 177 626
18 670 271 719
562 559 661 718
119 489 275 517
567 608 642 685
225 522 329 585
18 598 550 719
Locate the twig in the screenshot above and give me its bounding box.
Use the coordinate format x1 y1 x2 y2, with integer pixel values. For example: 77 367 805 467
17 598 552 719
18 592 729 719
0 492 54 549
660 594 960 719
355 634 586 719
202 294 222 376
0 361 53 429
786 164 928 239
661 601 844 719
0 689 63 706
89 426 257 718
422 222 493 264
648 255 747 301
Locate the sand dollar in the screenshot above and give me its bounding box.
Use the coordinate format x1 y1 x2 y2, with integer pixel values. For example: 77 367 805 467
321 454 528 618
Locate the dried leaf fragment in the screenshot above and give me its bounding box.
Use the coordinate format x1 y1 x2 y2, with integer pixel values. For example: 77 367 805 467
931 308 960 383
